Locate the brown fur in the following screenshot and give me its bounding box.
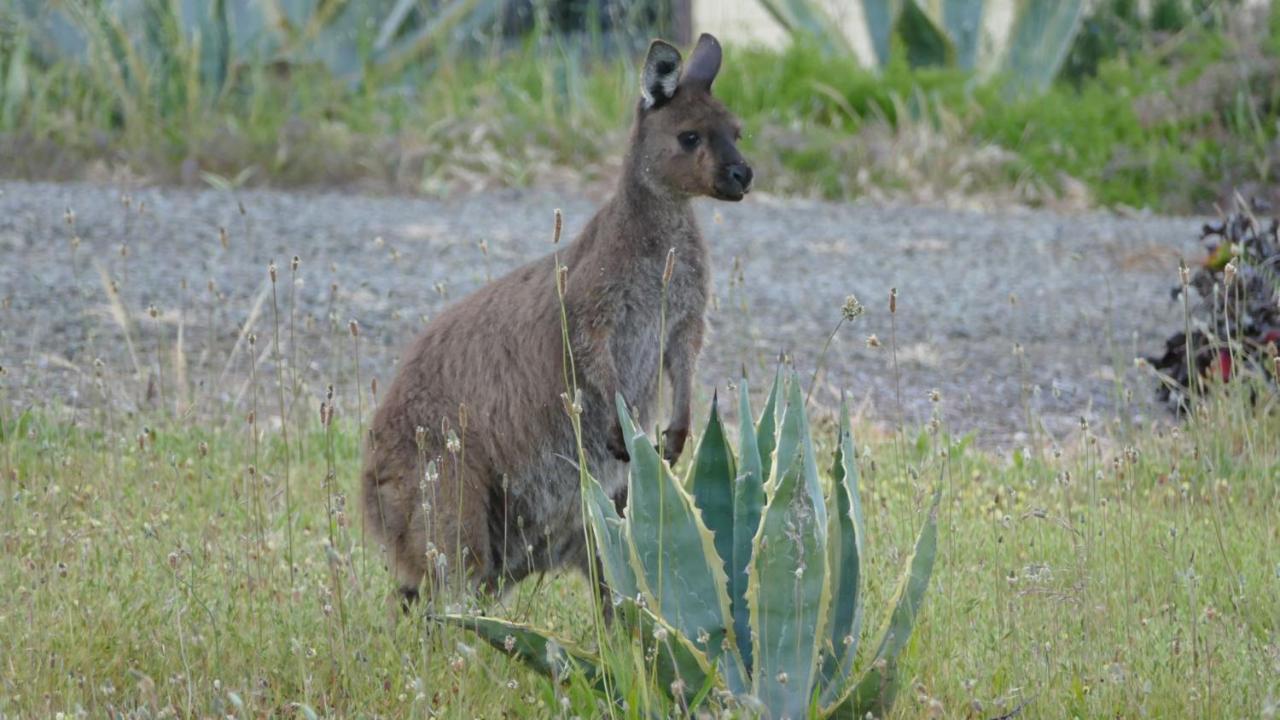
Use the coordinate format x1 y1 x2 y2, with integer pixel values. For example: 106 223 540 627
362 34 752 607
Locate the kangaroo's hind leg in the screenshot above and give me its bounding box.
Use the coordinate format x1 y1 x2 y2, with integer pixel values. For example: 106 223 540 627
366 451 495 618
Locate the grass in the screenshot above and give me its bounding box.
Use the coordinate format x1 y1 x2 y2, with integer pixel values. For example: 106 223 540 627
3 7 1280 211
2 236 1278 717
2 384 1277 716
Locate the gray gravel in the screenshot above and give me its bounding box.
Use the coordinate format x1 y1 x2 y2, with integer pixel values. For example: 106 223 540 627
0 179 1202 448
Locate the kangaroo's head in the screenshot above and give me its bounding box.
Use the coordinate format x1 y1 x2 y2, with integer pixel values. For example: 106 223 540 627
629 33 753 202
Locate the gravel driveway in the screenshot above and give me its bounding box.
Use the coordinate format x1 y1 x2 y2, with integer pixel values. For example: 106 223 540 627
0 180 1201 448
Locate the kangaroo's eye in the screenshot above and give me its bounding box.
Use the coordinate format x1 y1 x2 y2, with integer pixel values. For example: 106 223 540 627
678 131 700 151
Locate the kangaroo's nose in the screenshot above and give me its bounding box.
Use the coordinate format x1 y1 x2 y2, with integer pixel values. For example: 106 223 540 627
730 164 753 192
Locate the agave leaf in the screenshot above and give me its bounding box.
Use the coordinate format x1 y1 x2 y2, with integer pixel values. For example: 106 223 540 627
767 373 801 490
756 0 853 57
688 393 737 585
858 0 902 68
748 444 829 718
825 657 900 719
615 599 715 708
374 0 493 76
895 0 955 68
437 615 602 687
583 472 638 603
771 373 828 536
911 0 984 69
755 366 782 485
829 488 941 716
818 397 866 707
616 395 738 670
1001 0 1086 91
730 380 766 683
940 0 984 68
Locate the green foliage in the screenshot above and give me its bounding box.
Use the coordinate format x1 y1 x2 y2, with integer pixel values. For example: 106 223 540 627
760 0 1086 92
448 373 941 718
1 3 1277 211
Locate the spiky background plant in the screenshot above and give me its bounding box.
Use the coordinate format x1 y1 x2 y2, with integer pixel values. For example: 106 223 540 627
442 372 940 719
756 0 1086 91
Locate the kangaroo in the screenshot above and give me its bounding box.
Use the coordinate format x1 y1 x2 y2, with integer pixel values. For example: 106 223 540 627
362 33 752 609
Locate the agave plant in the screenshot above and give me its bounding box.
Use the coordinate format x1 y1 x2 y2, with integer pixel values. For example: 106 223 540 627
758 0 1086 91
9 0 508 93
442 372 940 718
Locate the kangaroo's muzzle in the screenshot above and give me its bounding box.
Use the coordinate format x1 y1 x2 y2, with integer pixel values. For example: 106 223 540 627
715 162 754 201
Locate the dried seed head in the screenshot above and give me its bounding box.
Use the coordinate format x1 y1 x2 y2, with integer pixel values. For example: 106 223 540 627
1179 259 1190 287
775 672 789 686
556 264 569 295
319 402 329 426
928 389 941 403
552 209 563 244
247 410 256 426
348 319 359 338
477 239 489 256
71 235 81 250
268 262 277 283
238 201 246 216
119 244 128 259
197 441 208 457
370 377 378 399
458 403 468 431
248 333 256 347
446 431 461 455
560 390 582 418
663 248 676 285
291 255 300 272
503 635 517 653
865 334 881 348
1223 261 1237 285
64 208 75 226
414 425 427 448
889 287 898 314
148 304 157 319
219 227 229 250
841 293 865 321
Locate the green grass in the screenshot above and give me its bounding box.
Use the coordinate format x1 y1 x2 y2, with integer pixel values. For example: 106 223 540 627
3 12 1279 211
2 373 1277 717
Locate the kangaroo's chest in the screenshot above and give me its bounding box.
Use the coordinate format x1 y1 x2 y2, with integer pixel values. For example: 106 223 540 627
610 245 707 393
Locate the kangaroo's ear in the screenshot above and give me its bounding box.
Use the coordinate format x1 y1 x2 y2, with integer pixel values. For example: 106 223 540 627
680 34 722 93
640 40 682 110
